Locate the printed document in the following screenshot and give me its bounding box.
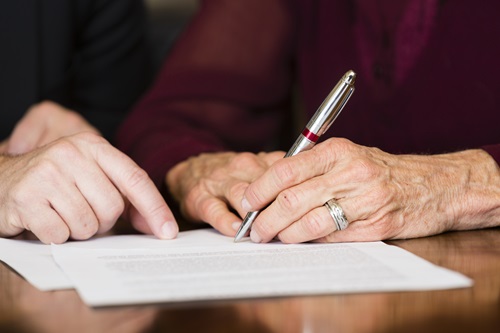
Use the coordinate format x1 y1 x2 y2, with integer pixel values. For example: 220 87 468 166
0 238 73 290
50 229 472 307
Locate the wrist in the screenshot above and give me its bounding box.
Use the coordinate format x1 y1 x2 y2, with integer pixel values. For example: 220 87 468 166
451 149 500 230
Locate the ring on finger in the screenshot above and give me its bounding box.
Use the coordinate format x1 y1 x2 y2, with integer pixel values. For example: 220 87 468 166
324 198 349 231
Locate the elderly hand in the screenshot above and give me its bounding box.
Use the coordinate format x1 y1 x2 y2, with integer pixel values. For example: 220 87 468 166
5 101 99 155
166 151 284 235
0 132 178 244
242 138 500 243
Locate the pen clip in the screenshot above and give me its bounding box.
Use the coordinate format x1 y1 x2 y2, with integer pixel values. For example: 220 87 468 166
320 86 354 135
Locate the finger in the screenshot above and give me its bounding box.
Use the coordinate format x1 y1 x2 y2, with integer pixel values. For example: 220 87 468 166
196 195 241 236
220 178 249 218
129 204 153 235
277 200 379 244
22 204 70 244
74 164 125 235
249 184 311 243
249 169 340 243
91 139 178 239
45 178 100 241
275 206 338 243
314 220 377 243
242 148 326 212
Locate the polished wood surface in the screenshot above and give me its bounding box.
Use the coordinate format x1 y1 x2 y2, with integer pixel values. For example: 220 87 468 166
1 227 499 333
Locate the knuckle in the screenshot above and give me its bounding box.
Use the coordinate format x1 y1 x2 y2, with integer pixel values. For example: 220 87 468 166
276 232 292 244
33 157 62 180
9 183 33 207
210 168 228 182
72 221 99 241
74 131 107 145
271 160 298 188
229 152 258 169
371 219 394 240
351 158 380 181
183 187 204 220
244 185 266 208
36 224 70 245
363 212 397 240
253 219 276 239
198 198 220 221
31 101 56 116
275 188 301 212
125 166 150 190
301 210 326 238
102 200 125 224
70 205 100 240
64 110 85 127
323 137 352 153
47 139 81 160
228 182 247 203
147 201 169 220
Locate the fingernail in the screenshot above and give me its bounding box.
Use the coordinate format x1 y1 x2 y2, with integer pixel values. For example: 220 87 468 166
232 222 241 231
241 198 252 211
250 230 262 243
161 222 177 240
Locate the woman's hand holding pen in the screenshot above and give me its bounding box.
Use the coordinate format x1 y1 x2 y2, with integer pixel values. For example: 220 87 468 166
166 151 284 236
241 138 500 244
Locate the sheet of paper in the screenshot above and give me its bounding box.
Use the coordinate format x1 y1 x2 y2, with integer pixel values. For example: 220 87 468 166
51 229 473 307
0 238 73 291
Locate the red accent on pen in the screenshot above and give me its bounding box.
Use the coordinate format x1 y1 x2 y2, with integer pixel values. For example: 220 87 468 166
301 128 320 142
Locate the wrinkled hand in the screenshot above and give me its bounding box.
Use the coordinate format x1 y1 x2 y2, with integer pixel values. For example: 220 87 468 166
5 101 99 155
0 132 178 244
242 138 500 243
166 151 284 235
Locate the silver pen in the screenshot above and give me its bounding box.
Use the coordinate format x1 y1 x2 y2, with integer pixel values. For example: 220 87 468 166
234 70 356 242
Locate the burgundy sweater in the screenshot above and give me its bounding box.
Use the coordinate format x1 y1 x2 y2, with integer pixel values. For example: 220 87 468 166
117 0 500 189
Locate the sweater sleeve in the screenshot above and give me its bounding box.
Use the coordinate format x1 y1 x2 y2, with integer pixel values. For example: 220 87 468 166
482 144 500 166
116 0 296 188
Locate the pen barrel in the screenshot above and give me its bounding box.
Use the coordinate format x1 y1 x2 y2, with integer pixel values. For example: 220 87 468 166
285 135 315 158
234 70 356 241
305 70 356 138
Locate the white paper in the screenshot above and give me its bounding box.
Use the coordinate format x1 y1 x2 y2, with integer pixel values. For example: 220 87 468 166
51 229 473 307
0 238 73 291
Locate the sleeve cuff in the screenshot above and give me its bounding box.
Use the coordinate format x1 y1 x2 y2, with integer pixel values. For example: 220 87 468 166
481 144 500 166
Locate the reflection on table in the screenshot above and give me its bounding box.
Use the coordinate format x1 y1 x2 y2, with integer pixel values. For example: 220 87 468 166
1 227 499 333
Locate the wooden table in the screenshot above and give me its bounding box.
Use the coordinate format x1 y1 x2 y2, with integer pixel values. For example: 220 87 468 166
1 227 499 333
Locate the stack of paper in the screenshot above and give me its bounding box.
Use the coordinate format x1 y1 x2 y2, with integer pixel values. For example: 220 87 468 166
0 229 473 307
